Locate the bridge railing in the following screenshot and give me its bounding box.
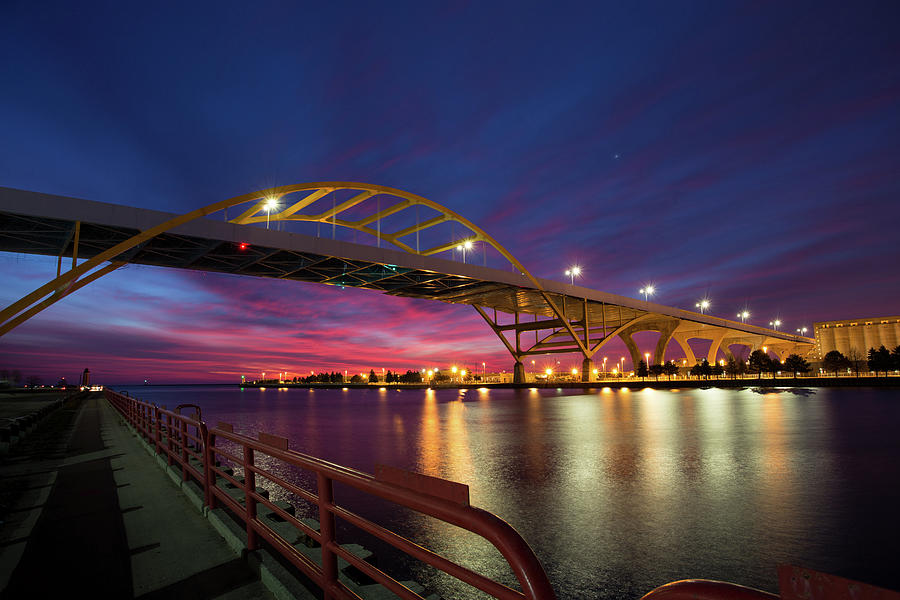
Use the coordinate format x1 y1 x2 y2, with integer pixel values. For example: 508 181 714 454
640 580 778 600
106 389 557 600
105 389 207 490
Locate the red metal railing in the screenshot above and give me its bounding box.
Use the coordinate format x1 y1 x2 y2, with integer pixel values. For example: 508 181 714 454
106 390 207 488
105 389 557 600
640 580 778 600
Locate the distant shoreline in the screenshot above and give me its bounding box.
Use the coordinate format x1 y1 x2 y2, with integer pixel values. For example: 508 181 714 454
112 377 900 390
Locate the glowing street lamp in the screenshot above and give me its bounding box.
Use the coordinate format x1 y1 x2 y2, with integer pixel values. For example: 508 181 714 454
738 310 750 323
644 352 650 368
769 320 781 330
696 298 710 314
264 197 279 230
456 239 474 264
639 285 655 302
565 266 582 285
796 327 808 335
602 356 607 374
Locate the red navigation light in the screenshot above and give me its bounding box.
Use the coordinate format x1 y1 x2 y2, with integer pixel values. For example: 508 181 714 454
238 242 248 251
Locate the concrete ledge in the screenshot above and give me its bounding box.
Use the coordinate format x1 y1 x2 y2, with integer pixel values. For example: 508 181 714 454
206 507 247 556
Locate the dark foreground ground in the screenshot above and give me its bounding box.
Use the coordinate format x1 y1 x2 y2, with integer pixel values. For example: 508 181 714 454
0 392 273 599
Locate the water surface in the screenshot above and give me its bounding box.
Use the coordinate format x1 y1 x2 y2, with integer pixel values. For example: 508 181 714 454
118 385 900 599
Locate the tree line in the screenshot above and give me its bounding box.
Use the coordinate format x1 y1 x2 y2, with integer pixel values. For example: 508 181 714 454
822 345 900 376
271 369 428 385
635 350 813 380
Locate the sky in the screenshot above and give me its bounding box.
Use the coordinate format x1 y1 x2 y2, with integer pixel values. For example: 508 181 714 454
1 1 898 384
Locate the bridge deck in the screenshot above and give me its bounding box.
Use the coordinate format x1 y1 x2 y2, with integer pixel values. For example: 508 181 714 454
0 186 811 348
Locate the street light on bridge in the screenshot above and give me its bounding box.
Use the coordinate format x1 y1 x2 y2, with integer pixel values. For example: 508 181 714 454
639 285 655 302
264 197 279 230
565 266 582 285
456 239 474 264
769 319 781 330
696 298 710 314
797 327 808 335
738 310 750 323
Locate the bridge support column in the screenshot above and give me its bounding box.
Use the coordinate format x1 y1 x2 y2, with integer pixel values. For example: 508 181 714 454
672 333 698 366
619 333 641 374
721 344 736 361
581 358 593 383
706 330 728 364
513 361 526 384
653 321 679 365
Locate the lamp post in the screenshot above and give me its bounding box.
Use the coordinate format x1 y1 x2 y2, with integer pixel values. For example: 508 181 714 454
796 327 808 335
738 310 750 323
565 266 582 285
769 320 781 331
264 197 278 230
696 299 710 314
602 356 607 377
620 357 625 375
456 240 473 264
639 285 655 302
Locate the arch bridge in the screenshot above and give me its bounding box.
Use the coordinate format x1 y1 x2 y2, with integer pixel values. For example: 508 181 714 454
0 184 814 381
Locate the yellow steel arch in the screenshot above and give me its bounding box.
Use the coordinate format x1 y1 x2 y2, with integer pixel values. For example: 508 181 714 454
2 182 585 350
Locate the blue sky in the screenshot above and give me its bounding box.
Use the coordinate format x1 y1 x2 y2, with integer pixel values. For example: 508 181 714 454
2 1 898 383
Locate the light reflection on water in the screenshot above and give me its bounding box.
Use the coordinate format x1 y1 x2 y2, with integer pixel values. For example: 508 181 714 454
119 385 900 599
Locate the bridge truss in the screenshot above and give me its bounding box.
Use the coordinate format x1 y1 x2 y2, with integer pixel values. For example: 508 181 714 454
0 184 814 381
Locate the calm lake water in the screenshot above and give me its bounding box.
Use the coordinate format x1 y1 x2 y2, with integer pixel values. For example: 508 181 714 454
116 385 900 599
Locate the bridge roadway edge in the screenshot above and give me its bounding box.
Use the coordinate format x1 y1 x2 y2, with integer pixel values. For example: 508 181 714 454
0 394 280 599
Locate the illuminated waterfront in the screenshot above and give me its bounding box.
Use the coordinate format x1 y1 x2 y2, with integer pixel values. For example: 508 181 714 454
119 385 900 599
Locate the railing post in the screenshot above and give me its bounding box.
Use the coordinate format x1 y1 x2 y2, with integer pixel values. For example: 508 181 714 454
180 419 189 481
201 424 212 508
205 429 217 510
153 406 161 455
244 445 258 550
317 472 338 599
166 412 174 466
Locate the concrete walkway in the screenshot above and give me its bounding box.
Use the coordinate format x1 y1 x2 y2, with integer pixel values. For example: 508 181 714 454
0 394 272 599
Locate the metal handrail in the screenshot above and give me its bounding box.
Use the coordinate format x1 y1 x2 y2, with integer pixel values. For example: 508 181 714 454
641 580 779 600
106 390 208 490
106 389 557 600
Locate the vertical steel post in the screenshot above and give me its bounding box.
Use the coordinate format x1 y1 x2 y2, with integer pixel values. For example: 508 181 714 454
71 221 80 270
205 430 217 510
154 406 161 455
166 413 174 466
244 445 258 550
317 472 338 599
180 419 188 481
583 297 589 348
